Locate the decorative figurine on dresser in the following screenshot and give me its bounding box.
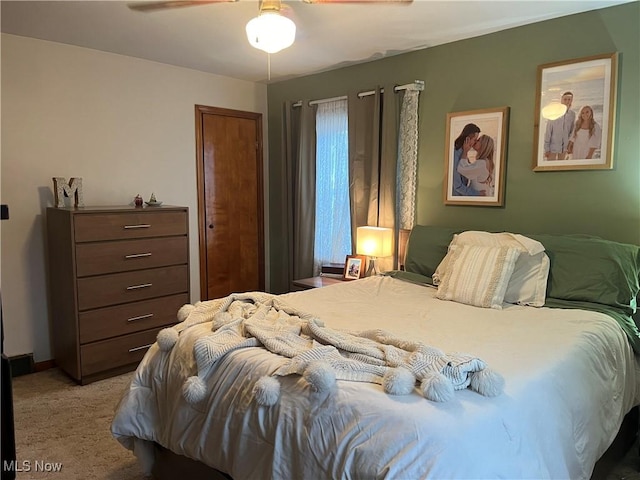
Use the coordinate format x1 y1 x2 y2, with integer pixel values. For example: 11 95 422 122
46 204 190 384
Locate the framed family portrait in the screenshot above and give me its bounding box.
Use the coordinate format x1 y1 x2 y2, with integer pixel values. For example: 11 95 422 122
343 255 365 280
532 52 618 172
444 106 509 206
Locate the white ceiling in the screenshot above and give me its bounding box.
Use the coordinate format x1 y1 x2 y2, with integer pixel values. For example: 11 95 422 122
1 0 632 83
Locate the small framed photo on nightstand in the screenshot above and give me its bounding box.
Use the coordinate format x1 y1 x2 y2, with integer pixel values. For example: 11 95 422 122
343 255 366 280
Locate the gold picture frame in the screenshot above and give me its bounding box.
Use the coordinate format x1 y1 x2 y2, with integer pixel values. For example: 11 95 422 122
532 52 618 172
444 107 509 206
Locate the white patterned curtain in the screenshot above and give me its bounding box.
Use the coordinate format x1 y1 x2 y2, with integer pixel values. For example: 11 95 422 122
397 89 419 230
314 99 351 274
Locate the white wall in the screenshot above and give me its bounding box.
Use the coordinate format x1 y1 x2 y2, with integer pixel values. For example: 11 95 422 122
0 33 269 362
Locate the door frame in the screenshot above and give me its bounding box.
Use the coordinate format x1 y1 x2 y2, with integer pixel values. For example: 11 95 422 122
194 104 265 300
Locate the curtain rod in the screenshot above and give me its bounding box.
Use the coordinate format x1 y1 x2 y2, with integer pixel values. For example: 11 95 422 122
292 80 424 108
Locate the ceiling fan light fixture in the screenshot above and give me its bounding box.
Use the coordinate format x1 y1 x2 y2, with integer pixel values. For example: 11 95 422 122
246 12 296 54
541 101 568 120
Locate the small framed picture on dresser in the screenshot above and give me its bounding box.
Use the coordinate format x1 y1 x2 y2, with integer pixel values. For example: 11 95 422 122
343 255 366 280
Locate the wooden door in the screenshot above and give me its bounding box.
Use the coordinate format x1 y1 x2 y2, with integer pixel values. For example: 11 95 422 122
195 105 264 300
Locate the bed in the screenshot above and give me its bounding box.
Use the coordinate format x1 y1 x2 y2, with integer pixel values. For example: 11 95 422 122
111 225 640 479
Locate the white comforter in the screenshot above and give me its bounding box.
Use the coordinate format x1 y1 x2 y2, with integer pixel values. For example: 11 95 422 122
111 276 640 479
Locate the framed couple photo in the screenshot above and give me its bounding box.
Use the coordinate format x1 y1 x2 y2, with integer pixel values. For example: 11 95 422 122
343 255 366 280
444 106 509 207
532 52 618 172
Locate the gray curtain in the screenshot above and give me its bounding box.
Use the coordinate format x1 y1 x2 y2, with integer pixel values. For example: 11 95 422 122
348 84 401 269
348 88 380 233
283 100 317 286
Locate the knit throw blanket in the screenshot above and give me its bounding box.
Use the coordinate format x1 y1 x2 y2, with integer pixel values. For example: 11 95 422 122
156 292 504 405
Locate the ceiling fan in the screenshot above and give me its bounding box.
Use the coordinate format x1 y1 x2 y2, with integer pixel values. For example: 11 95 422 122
128 0 413 53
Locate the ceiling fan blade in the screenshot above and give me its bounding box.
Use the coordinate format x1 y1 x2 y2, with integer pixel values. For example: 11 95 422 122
303 0 412 3
259 0 284 13
128 0 237 12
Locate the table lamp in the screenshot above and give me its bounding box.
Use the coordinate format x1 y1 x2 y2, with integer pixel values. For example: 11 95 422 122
356 226 393 276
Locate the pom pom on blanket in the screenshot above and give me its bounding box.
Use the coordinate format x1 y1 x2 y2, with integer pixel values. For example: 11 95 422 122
469 368 504 397
183 376 207 404
420 372 454 402
177 304 195 323
383 368 416 395
157 328 179 352
303 361 336 393
254 376 281 406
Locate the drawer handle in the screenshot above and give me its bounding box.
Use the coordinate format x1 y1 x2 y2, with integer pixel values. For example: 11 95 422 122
123 224 151 229
127 313 154 322
128 343 154 353
126 283 153 290
125 253 152 259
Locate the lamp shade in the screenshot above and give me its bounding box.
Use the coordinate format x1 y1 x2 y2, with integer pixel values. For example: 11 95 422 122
356 226 393 258
541 101 567 120
246 12 296 54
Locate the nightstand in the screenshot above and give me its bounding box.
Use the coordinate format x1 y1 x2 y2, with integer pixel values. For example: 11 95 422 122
292 276 345 290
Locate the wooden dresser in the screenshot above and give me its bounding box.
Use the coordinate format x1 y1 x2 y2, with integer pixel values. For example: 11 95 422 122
46 205 190 384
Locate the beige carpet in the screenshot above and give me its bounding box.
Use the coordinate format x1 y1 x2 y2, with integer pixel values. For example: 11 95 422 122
9 367 640 480
11 368 144 480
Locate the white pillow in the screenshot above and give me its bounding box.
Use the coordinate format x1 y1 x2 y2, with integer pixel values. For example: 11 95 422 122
433 231 549 307
435 244 520 310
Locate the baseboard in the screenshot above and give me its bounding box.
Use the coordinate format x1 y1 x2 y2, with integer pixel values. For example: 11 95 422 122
8 355 55 377
35 360 56 372
8 354 34 377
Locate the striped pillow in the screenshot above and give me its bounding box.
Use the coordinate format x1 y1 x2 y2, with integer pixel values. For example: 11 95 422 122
435 244 520 309
432 231 549 307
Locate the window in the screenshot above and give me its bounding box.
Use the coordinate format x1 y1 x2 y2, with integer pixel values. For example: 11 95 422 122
314 99 351 273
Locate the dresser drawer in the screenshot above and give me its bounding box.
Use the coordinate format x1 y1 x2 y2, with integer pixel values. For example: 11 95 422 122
74 211 187 242
80 327 162 377
76 236 188 277
77 265 188 311
79 293 188 344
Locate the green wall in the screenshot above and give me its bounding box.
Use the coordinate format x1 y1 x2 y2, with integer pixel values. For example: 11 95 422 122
267 2 640 294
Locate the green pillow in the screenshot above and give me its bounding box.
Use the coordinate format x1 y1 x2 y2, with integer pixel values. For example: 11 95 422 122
530 234 640 315
384 270 433 286
404 225 462 281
